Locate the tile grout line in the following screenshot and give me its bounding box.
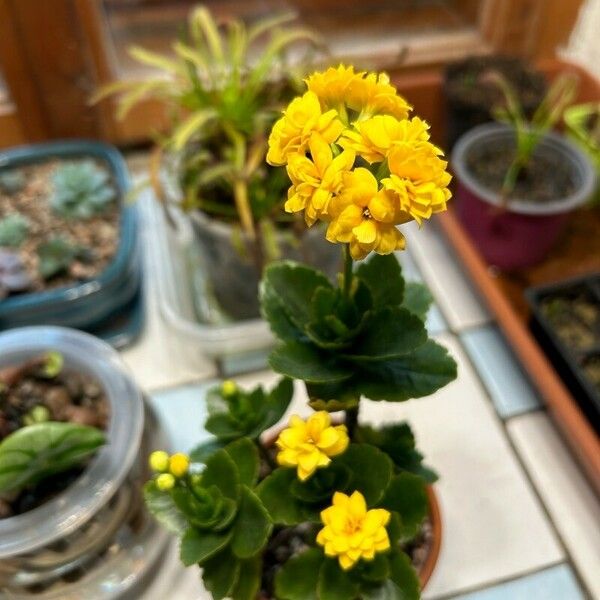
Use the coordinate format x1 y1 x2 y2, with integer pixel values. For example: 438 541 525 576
454 331 594 600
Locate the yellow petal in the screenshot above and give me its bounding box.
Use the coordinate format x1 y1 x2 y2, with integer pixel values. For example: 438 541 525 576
352 219 377 244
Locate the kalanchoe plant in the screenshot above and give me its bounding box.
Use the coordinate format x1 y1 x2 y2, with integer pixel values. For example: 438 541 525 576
145 66 456 599
0 214 29 248
50 160 115 219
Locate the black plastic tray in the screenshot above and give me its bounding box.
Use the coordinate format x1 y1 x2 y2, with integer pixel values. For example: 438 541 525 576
526 272 600 431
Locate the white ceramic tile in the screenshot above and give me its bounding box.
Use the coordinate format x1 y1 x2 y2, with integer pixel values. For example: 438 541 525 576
120 195 216 392
507 413 600 600
403 220 490 332
160 334 563 599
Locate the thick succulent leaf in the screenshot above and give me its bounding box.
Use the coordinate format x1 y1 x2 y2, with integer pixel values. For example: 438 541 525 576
269 342 354 384
259 278 305 343
388 552 420 600
230 486 273 558
317 558 359 600
180 527 233 566
274 548 323 600
256 468 314 525
306 379 360 412
201 549 240 600
346 308 427 362
356 553 390 583
0 421 105 493
143 481 188 536
355 424 438 483
291 463 352 503
402 282 434 320
356 254 404 308
261 261 333 331
225 438 260 487
190 439 226 463
231 556 262 600
357 339 457 402
202 449 240 501
335 444 393 506
381 473 429 542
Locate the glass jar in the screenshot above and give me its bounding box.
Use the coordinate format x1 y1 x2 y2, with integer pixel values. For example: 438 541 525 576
0 327 170 599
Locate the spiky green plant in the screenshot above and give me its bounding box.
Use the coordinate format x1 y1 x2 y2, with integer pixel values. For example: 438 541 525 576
95 5 323 245
50 161 115 220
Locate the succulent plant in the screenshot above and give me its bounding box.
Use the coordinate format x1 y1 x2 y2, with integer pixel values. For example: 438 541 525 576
50 161 115 219
0 249 33 298
0 214 29 248
37 236 92 280
0 170 26 195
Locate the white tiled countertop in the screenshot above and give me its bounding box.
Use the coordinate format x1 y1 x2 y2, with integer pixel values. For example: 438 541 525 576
125 193 599 600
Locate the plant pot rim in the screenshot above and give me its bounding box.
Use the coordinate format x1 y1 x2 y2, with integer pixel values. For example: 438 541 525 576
0 326 144 558
261 426 442 593
451 123 596 215
0 140 137 317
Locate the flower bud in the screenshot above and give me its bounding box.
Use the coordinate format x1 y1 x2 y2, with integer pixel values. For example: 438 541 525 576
149 450 170 473
169 453 190 478
156 473 175 491
221 380 237 397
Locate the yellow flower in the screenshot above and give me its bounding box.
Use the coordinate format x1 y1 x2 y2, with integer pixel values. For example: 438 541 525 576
340 116 430 164
305 65 362 111
347 72 411 120
275 412 349 481
156 473 176 491
267 91 345 166
383 142 452 225
285 133 355 226
326 168 410 260
169 453 190 478
149 450 170 473
316 491 391 570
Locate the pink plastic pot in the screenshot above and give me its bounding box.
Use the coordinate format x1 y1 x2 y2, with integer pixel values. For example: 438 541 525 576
451 124 596 270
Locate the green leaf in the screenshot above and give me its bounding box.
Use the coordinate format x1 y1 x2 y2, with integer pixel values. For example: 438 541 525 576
231 486 272 558
190 439 226 463
225 439 260 487
232 556 262 600
388 552 420 600
143 481 188 536
269 342 353 383
336 444 393 506
256 468 310 525
259 280 305 343
202 449 240 501
0 421 105 494
180 527 233 566
347 308 427 362
356 424 438 483
172 109 218 151
291 463 352 503
37 237 80 280
275 548 323 600
357 553 390 583
202 549 240 600
262 377 294 429
381 473 429 541
358 339 457 402
356 254 404 308
318 558 359 600
402 282 434 321
261 261 333 331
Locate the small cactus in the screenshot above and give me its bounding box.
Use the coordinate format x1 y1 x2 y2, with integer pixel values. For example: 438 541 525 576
50 161 115 219
0 214 29 248
0 249 32 298
0 170 26 195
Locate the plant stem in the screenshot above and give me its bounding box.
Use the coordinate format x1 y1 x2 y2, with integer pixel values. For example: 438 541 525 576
342 244 353 299
345 405 359 439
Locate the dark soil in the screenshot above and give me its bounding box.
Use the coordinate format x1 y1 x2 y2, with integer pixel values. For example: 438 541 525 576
582 355 600 393
465 140 577 203
541 290 600 353
445 55 547 115
256 447 433 599
0 159 120 293
0 357 110 518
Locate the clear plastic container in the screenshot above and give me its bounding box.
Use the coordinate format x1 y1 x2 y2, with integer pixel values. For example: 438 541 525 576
0 327 169 599
145 195 275 359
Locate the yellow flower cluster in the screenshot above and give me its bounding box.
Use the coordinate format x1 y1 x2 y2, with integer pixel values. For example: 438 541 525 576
149 450 190 490
275 412 349 481
267 65 452 259
317 491 391 570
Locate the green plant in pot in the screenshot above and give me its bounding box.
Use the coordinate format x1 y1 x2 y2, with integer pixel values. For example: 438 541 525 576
144 65 457 599
451 72 597 270
99 5 342 320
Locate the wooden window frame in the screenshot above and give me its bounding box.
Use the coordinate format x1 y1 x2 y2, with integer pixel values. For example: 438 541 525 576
0 0 585 148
